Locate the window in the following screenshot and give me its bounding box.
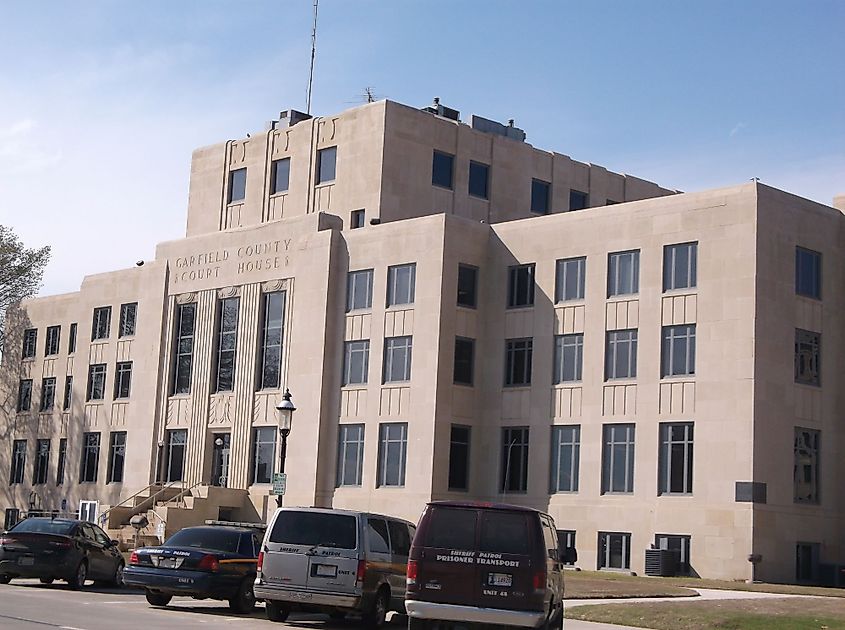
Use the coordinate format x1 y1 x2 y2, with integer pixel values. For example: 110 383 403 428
63 376 73 411
551 425 580 492
260 291 286 389
555 257 586 302
114 361 132 399
605 329 638 380
214 297 240 392
505 338 533 386
501 427 529 493
316 146 337 184
387 263 416 306
270 158 290 195
795 329 821 386
598 532 631 570
250 427 276 485
558 530 577 565
79 432 101 483
351 209 365 228
343 340 369 386
569 189 589 211
602 424 635 493
453 337 474 385
172 302 196 395
119 302 137 337
336 424 364 487
45 325 61 356
664 242 697 291
531 179 550 214
22 328 37 359
56 439 67 485
448 425 470 491
87 364 107 401
10 440 26 484
468 161 489 199
383 336 412 383
367 518 390 553
796 542 820 583
507 263 535 308
794 427 820 504
40 377 56 411
480 511 531 555
378 422 408 487
165 429 188 483
432 150 454 189
659 423 694 495
554 334 583 383
17 379 32 412
107 432 126 483
68 323 77 354
795 247 821 299
347 269 374 311
662 325 696 377
388 519 412 557
424 506 477 549
655 534 692 576
607 250 640 297
228 167 246 203
92 306 111 341
457 264 478 308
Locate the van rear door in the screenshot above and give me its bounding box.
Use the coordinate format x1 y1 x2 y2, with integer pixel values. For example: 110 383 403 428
475 510 539 612
414 506 478 605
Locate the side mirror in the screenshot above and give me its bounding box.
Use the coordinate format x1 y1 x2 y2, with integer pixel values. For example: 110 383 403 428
560 546 577 564
110 539 121 547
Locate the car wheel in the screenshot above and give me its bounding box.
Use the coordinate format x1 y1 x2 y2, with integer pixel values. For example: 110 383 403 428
228 577 256 614
362 586 389 628
408 619 428 630
0 575 12 585
39 577 54 585
110 562 125 587
266 600 290 622
68 561 87 590
145 591 173 607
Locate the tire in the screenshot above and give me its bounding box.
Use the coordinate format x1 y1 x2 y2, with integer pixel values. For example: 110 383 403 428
408 619 428 630
542 603 564 630
145 591 173 607
362 587 389 628
110 562 125 588
228 577 256 614
68 561 87 590
39 577 54 585
0 575 10 585
266 600 290 622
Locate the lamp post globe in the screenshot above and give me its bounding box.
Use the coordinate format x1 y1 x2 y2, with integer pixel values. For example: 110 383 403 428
275 389 296 507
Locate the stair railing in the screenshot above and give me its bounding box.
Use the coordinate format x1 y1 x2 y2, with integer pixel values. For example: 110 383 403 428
98 480 184 528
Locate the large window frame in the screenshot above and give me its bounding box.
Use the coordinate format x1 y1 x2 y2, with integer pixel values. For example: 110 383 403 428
530 179 550 214
505 338 533 387
383 336 412 383
795 328 821 387
794 427 820 504
228 167 246 203
165 429 188 483
343 340 370 386
377 422 408 488
119 302 138 338
453 337 475 386
507 264 535 308
387 263 416 307
664 242 698 291
40 377 56 411
554 334 583 384
550 425 580 493
457 264 478 308
795 246 821 300
555 257 586 302
432 150 454 189
316 146 337 184
33 439 50 485
22 328 37 359
598 531 631 570
56 438 67 486
270 157 291 195
91 306 111 341
17 379 32 412
602 424 635 494
10 440 27 485
501 427 529 493
661 325 696 377
86 364 107 401
79 432 101 483
214 297 240 393
468 161 489 199
259 291 286 390
107 431 127 484
172 302 196 395
336 424 365 487
607 250 640 297
605 329 638 380
45 325 61 356
250 427 277 485
448 425 471 491
114 361 132 399
347 269 374 312
658 423 694 495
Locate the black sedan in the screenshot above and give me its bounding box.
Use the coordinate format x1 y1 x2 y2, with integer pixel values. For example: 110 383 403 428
124 525 260 613
0 517 124 588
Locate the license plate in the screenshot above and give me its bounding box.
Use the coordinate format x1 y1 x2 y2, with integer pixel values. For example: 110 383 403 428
488 573 512 587
18 556 34 566
159 557 183 569
315 564 337 578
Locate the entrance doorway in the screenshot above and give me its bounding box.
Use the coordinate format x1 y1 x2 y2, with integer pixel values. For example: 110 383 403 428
211 433 231 487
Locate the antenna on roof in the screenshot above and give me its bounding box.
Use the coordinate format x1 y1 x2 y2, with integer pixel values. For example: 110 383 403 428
306 0 319 115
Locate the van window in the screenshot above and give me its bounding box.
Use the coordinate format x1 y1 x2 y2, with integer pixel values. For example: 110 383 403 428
269 511 357 549
479 512 530 555
367 518 390 553
388 520 411 556
541 517 558 560
424 507 477 549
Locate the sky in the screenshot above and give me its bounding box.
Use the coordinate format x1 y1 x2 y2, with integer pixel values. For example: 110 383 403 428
1 0 843 297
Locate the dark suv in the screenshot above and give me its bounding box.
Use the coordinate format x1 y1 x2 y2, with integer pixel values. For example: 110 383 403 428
406 501 572 630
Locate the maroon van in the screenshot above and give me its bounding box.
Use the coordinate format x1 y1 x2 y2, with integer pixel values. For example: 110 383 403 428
405 501 569 630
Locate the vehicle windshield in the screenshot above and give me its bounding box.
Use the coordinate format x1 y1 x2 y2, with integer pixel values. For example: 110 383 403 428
269 511 357 549
164 527 240 553
9 519 76 535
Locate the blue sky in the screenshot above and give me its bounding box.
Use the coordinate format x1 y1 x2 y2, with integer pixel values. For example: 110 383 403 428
1 0 843 296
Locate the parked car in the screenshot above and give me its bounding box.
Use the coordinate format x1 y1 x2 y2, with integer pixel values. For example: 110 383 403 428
255 507 416 626
406 501 574 630
0 517 124 588
124 523 262 613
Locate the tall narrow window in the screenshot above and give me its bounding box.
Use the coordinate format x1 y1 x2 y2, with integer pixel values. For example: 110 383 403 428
432 151 454 189
659 423 694 495
22 328 37 359
260 291 286 389
63 376 73 411
172 302 196 395
68 323 77 354
662 325 696 377
250 427 277 485
598 532 631 570
17 379 32 412
468 161 489 199
555 257 586 302
10 440 26 484
457 264 478 308
505 338 533 386
119 302 138 337
454 337 475 385
56 438 67 485
795 246 821 299
45 325 61 356
608 250 640 297
569 189 589 211
114 361 133 399
448 425 471 491
554 334 583 383
347 269 374 311
387 263 416 306
551 425 580 492
92 306 111 340
794 428 820 504
655 534 692 576
214 297 240 392
228 167 246 203
316 146 337 184
40 377 56 411
377 423 408 487
336 424 365 487
531 179 550 214
165 429 188 483
343 340 370 385
79 432 101 483
507 264 535 308
664 242 698 291
602 424 635 494
270 158 291 195
605 330 638 380
795 329 821 386
351 209 365 228
107 432 127 483
33 439 50 485
501 427 529 493
383 336 412 383
87 364 107 401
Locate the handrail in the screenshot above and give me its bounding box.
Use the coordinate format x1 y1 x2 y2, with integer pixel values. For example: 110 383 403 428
162 480 203 509
99 480 184 526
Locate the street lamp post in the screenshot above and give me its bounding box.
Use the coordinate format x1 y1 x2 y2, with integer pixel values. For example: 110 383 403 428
275 389 296 508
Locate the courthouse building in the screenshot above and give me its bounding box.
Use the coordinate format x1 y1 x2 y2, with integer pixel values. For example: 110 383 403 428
2 98 844 583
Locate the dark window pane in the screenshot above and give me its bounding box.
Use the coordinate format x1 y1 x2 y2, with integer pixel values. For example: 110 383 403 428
454 338 474 385
457 264 478 308
271 158 291 194
269 511 357 548
448 425 470 490
569 190 588 211
317 146 337 184
531 179 550 214
228 168 246 203
432 151 454 189
468 161 489 199
424 507 477 549
480 512 530 555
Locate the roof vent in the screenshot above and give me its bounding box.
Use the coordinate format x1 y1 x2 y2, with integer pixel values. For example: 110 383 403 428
471 115 526 142
268 109 312 130
422 97 460 122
